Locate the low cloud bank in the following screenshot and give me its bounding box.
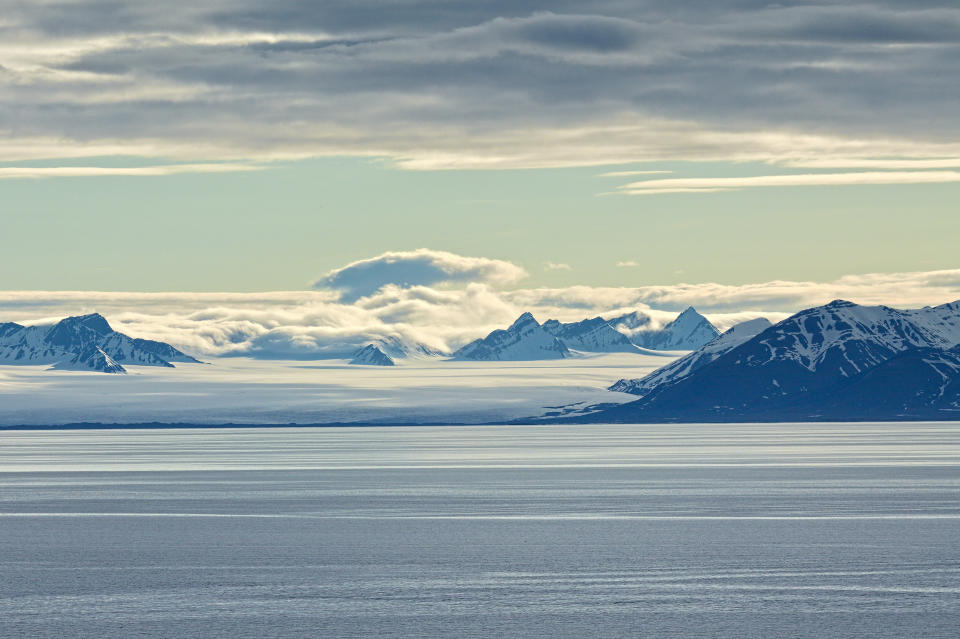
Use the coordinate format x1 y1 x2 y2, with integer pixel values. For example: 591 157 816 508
3 266 959 359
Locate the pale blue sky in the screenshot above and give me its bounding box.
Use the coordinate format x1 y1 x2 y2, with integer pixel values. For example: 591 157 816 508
2 157 958 291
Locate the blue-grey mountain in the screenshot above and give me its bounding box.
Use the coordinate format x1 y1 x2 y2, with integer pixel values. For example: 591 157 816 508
349 344 395 366
584 300 960 422
0 313 200 374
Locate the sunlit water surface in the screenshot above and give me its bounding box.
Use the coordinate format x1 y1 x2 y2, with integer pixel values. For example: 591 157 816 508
2 423 959 638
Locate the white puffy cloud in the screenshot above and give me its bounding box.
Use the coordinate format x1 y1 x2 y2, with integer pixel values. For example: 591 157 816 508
311 248 528 301
2 267 959 359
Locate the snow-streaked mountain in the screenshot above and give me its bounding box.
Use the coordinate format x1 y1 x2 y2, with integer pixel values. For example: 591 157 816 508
542 317 651 354
610 317 772 396
50 346 127 374
0 313 200 373
453 313 570 361
349 344 395 366
608 307 719 351
585 299 960 422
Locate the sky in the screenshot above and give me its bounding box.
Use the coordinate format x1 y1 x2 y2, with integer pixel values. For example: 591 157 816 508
2 1 960 353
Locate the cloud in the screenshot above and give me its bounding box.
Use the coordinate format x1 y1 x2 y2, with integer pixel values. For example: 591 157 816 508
0 163 262 179
3 266 959 359
617 261 640 267
544 262 572 271
599 170 672 178
618 170 960 195
781 157 960 170
3 3 960 170
311 248 528 301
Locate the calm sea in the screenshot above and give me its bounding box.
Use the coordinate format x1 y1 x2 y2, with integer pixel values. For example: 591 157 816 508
1 423 959 638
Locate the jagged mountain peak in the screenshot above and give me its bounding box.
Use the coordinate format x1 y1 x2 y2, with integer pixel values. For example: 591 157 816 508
509 312 539 331
614 306 719 351
824 299 856 308
62 313 112 333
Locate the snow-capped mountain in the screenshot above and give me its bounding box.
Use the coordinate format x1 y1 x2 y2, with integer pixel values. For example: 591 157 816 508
453 312 570 361
350 344 395 366
542 317 653 354
610 317 772 396
608 307 719 351
374 335 446 360
0 313 200 374
585 299 960 422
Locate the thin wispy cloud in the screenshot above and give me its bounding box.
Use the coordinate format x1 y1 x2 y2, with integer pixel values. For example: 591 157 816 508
544 262 572 271
0 164 263 179
618 171 960 195
781 158 960 170
599 170 672 178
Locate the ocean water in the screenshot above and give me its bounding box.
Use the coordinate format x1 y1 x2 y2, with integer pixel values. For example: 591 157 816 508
1 423 959 638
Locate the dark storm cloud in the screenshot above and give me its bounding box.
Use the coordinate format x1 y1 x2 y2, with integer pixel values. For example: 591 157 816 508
4 1 960 166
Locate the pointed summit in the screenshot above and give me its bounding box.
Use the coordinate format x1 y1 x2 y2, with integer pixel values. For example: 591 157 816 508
509 312 539 331
46 313 113 349
350 344 395 366
609 307 719 351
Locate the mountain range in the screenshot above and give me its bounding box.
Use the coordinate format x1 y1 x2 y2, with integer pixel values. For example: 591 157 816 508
0 313 200 374
454 308 717 361
588 300 960 422
453 312 571 361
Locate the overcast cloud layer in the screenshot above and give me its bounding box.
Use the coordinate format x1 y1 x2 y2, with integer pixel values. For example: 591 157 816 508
3 259 959 359
4 1 960 169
